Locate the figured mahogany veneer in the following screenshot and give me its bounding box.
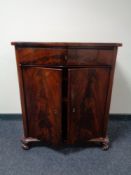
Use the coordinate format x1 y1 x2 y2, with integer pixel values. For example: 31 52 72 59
12 42 122 150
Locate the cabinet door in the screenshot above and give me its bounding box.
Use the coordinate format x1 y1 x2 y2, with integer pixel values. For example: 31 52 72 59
68 68 110 144
22 66 62 145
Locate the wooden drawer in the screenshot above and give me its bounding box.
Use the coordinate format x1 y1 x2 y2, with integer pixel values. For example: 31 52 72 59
16 47 115 66
67 49 115 66
16 48 67 65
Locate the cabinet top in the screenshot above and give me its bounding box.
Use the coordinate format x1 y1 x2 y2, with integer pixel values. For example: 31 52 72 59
11 42 122 48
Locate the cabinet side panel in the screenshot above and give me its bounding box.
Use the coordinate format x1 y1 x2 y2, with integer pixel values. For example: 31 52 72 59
68 68 111 144
102 47 118 136
15 49 29 137
22 67 62 145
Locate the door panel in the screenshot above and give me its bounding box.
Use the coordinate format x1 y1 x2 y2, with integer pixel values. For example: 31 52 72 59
68 68 110 144
22 66 62 145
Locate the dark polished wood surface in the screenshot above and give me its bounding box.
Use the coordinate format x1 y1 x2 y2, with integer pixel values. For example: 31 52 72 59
68 68 110 144
12 42 122 150
16 47 116 66
22 67 62 145
16 48 67 65
11 41 122 47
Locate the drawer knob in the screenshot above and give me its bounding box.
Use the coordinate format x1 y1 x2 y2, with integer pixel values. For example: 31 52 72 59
72 107 76 113
64 55 68 61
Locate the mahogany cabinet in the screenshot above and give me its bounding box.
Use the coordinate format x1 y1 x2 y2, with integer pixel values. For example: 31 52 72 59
11 42 122 150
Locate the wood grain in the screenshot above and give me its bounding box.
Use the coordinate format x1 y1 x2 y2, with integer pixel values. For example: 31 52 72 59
16 48 67 65
22 66 62 145
67 49 115 66
12 42 122 149
67 68 110 144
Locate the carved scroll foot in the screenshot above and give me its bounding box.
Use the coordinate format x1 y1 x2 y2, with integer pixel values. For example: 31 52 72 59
88 136 110 150
102 137 109 151
21 137 40 150
21 143 30 150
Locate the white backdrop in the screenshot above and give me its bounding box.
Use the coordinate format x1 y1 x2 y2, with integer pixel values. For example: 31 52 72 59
0 0 131 114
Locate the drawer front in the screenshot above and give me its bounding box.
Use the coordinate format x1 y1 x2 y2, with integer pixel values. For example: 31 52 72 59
16 48 67 65
67 49 115 66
